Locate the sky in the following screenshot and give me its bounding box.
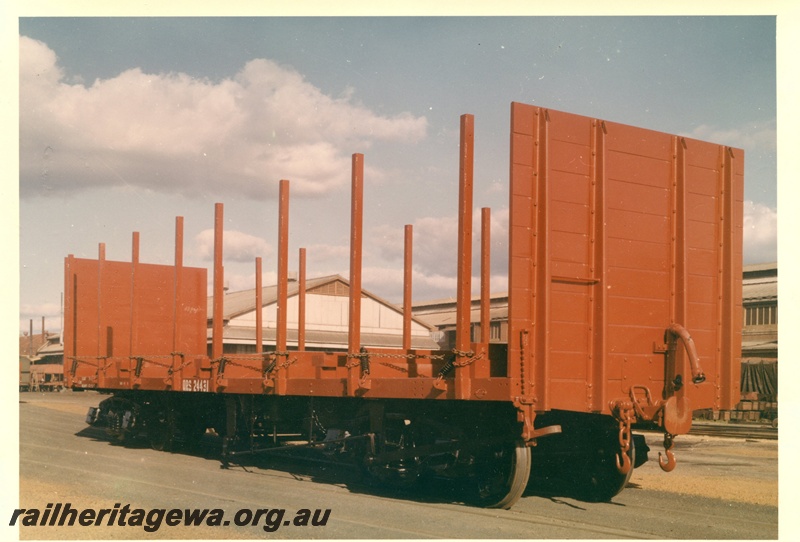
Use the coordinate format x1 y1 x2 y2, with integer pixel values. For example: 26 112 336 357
13 12 781 335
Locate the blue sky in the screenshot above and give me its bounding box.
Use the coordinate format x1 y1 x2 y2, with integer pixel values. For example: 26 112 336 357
14 13 780 334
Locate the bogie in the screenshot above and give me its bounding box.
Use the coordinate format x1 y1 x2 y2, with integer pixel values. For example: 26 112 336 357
527 410 649 502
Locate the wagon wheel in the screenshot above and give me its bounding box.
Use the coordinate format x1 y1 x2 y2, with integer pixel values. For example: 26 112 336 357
472 440 531 509
576 429 635 502
147 407 178 452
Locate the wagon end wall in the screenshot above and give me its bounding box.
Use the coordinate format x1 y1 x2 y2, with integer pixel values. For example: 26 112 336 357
507 102 743 415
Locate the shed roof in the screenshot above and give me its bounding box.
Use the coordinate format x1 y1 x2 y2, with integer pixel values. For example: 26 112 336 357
742 280 777 303
743 262 777 303
743 262 777 276
209 274 434 330
37 342 64 356
19 332 61 358
19 332 47 357
413 292 509 330
413 306 509 329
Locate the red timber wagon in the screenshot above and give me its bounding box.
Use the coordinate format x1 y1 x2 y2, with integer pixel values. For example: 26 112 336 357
65 102 743 508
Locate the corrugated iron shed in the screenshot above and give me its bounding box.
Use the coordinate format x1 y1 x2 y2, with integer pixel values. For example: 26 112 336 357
742 262 777 303
209 274 439 350
209 274 433 329
413 293 508 329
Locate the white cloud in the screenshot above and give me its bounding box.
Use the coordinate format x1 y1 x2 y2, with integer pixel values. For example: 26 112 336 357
360 207 511 302
371 207 509 278
361 265 459 305
305 243 351 267
361 264 509 305
687 121 776 153
743 200 777 264
19 36 427 199
194 229 272 263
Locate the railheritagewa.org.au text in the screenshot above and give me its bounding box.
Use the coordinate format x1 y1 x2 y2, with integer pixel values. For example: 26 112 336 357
9 503 331 533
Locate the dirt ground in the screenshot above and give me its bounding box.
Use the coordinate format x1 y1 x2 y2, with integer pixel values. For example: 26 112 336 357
634 432 778 507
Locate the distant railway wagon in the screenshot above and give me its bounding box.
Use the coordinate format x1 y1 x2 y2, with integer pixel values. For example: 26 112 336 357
66 102 743 508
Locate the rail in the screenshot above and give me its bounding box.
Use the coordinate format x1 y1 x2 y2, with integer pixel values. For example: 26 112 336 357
688 422 777 440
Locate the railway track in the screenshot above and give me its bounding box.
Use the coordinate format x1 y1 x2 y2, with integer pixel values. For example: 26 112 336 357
689 422 778 440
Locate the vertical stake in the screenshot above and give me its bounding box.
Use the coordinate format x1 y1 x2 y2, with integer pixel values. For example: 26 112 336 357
298 248 306 351
130 231 140 369
98 243 105 362
480 208 490 345
455 114 474 399
348 154 364 396
255 257 263 354
212 204 224 362
173 217 184 386
403 225 413 351
276 180 290 394
477 207 491 379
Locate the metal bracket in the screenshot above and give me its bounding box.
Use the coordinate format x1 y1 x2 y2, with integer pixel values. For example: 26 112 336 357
653 342 669 354
346 347 372 394
432 376 448 392
511 397 561 444
213 356 229 389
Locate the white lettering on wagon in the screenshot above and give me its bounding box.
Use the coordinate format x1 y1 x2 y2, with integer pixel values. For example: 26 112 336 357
182 379 209 392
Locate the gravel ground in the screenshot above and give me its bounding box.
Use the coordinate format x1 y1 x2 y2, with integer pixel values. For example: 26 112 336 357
634 432 778 507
